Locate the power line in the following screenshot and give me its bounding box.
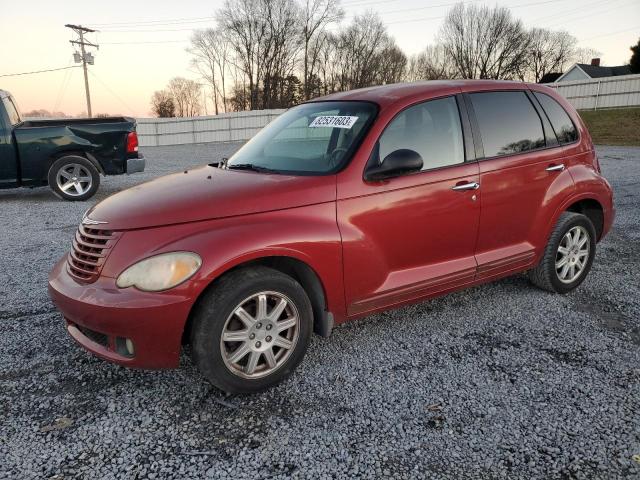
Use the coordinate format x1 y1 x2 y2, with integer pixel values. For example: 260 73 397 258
542 0 638 28
53 61 75 112
382 0 568 25
579 26 639 42
528 0 607 24
99 27 203 33
101 39 190 45
0 65 80 77
91 15 214 27
87 70 136 116
98 18 215 30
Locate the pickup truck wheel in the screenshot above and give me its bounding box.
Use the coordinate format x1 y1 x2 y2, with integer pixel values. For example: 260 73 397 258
190 266 312 394
528 212 597 294
48 156 100 201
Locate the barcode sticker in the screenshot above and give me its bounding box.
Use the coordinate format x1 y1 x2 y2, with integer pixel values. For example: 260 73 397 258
309 115 359 129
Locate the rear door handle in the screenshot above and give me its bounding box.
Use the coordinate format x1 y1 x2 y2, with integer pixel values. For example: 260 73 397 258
452 182 480 191
546 164 565 172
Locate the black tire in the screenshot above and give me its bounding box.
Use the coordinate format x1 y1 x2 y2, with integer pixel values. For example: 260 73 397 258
47 155 100 201
190 266 313 394
528 212 597 293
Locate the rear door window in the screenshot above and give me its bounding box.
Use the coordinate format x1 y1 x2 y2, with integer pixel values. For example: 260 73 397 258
377 96 465 170
469 91 545 158
533 92 578 144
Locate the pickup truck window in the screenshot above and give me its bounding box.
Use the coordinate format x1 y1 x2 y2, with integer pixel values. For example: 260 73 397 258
226 101 377 174
2 96 21 126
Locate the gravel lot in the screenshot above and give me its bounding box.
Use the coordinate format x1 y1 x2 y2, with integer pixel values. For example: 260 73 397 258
1 143 638 479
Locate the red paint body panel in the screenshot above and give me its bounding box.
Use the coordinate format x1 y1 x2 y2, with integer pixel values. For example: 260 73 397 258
87 165 337 230
48 80 614 369
338 162 480 316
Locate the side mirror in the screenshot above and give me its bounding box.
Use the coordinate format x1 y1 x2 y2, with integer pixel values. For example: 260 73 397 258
365 149 423 181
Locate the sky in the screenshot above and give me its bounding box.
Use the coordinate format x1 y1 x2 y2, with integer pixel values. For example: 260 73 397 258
1 0 638 118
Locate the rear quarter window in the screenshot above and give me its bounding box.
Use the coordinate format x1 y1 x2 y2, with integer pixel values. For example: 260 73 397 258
469 91 545 158
533 92 578 144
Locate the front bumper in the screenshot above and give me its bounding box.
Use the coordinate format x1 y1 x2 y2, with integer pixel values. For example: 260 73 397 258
48 256 191 369
126 155 146 174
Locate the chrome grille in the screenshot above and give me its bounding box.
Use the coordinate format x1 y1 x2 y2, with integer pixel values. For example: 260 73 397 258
67 224 120 282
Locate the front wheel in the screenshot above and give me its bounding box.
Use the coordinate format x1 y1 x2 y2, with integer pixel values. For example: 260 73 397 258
190 267 312 393
48 155 100 201
528 212 597 293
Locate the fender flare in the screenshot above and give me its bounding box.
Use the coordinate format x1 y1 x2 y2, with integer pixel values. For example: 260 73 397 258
193 247 336 338
544 191 606 244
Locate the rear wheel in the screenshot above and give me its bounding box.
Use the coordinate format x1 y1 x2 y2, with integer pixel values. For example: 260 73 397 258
190 267 312 393
48 155 100 201
528 212 597 293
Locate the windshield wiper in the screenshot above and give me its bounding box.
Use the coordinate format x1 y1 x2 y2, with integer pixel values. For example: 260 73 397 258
226 163 276 173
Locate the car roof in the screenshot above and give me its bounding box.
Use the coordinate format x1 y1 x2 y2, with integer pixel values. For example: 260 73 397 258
311 80 532 108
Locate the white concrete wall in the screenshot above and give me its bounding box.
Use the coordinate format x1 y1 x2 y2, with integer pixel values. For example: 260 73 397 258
548 74 640 110
136 109 285 147
134 76 640 146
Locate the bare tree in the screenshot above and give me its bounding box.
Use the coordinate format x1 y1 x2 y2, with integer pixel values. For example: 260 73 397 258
300 0 343 100
377 38 407 85
167 77 202 117
440 3 530 80
522 29 577 82
150 90 175 118
189 29 230 114
332 13 393 90
573 47 603 64
406 44 455 81
218 0 264 110
218 0 302 110
260 0 302 109
314 31 339 95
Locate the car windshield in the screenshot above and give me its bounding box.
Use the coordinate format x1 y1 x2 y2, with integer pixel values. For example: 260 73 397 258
226 101 377 174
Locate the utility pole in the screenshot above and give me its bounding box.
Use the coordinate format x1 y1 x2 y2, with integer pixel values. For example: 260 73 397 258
65 24 98 117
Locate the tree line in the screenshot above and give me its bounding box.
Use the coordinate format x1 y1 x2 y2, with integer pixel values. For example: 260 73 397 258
151 0 609 117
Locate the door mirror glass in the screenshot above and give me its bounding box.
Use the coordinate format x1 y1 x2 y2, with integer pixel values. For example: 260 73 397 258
365 149 423 181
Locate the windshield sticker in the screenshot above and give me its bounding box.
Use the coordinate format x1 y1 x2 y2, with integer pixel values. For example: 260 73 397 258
309 115 359 129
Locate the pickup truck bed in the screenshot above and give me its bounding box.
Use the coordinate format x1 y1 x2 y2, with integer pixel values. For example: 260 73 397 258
1 89 145 200
14 117 140 180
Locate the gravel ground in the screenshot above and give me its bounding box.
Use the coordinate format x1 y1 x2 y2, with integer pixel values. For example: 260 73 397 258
0 143 638 480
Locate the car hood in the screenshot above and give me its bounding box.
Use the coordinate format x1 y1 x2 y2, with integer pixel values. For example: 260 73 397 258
85 165 337 230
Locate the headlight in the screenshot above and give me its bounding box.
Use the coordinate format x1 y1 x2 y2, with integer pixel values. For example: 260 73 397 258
116 252 202 292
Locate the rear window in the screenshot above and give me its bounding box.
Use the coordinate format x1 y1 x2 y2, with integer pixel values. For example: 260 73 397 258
470 91 545 158
534 92 578 144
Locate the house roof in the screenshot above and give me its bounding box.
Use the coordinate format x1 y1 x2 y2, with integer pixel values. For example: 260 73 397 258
539 72 563 83
574 63 632 79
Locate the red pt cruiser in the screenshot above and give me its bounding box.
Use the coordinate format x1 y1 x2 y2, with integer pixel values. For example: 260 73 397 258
49 81 614 393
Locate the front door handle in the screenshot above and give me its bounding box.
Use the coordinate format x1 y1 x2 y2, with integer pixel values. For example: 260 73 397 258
452 182 480 191
546 164 565 172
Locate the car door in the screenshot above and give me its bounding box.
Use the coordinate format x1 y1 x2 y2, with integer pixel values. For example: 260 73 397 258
338 95 481 317
464 89 574 281
0 95 19 187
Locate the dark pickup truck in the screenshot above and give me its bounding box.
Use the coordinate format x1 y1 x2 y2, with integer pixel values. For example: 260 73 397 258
0 89 145 201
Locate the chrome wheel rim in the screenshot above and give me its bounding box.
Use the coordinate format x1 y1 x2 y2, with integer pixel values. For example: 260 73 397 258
56 163 92 197
220 291 299 379
556 226 590 284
